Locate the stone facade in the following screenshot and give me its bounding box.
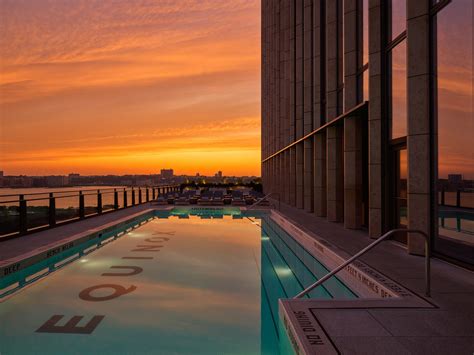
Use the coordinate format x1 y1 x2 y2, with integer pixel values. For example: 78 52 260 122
261 0 451 259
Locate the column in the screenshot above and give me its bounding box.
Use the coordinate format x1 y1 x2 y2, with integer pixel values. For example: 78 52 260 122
368 0 385 238
314 132 327 216
303 0 314 212
327 125 344 222
407 0 431 255
289 145 297 206
343 0 363 229
326 0 341 120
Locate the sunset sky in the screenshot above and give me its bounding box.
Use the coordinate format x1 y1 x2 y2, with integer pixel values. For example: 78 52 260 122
0 0 261 176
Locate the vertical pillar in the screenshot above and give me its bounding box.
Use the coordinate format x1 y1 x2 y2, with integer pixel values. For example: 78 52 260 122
296 142 304 208
314 132 327 216
19 196 27 234
114 189 119 209
79 192 85 219
343 0 363 229
368 0 385 238
303 0 314 213
326 0 341 121
49 193 56 227
289 145 297 206
304 139 314 212
295 0 304 208
284 150 290 204
327 125 344 222
407 0 432 255
97 190 102 214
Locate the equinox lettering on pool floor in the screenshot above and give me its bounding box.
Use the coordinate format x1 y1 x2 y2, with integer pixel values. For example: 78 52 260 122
35 229 174 335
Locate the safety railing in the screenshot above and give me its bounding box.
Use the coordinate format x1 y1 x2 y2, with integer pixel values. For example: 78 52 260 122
0 185 180 240
246 192 281 211
294 228 431 298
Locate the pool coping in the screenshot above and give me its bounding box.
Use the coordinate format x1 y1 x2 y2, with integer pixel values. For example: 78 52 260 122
0 208 159 281
269 210 436 355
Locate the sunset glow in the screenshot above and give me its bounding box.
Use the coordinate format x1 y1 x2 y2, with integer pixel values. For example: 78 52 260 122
0 0 261 176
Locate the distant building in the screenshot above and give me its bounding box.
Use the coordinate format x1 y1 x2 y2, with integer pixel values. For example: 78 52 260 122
0 171 4 177
448 174 463 185
45 175 69 187
160 169 174 179
215 171 223 178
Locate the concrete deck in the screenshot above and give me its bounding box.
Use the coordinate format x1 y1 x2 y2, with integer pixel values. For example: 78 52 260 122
0 204 152 261
276 202 474 354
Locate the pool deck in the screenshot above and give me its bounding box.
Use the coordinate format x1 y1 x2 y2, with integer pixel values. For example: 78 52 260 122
1 203 473 354
276 202 474 355
0 204 154 261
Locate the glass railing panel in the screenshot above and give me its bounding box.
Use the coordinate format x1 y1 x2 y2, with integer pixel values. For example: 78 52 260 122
0 201 19 236
102 191 115 212
461 191 474 209
84 193 98 216
26 198 49 231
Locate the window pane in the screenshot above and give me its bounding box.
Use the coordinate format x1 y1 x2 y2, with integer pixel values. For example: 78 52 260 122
363 69 369 102
390 40 407 139
436 0 474 258
398 149 407 227
390 0 406 40
363 0 369 65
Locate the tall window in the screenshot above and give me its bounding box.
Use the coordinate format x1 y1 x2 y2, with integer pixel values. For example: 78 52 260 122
389 40 407 139
435 0 474 263
388 0 407 140
389 0 406 40
361 0 369 101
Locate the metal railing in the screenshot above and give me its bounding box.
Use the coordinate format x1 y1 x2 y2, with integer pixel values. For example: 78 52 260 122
247 192 281 211
439 188 474 209
0 185 180 239
294 229 431 298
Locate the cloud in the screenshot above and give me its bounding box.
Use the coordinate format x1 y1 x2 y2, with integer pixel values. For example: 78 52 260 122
0 0 261 175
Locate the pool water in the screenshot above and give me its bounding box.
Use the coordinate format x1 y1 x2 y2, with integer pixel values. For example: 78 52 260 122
0 210 355 354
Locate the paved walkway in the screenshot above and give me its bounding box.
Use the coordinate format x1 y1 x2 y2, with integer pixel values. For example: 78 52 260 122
277 202 474 354
0 204 152 261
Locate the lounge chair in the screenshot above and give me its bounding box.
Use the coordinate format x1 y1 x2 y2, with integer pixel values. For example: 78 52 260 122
152 194 167 205
223 191 232 205
198 191 212 205
244 192 255 205
175 192 188 205
212 191 224 205
188 191 198 205
167 193 177 205
231 191 245 206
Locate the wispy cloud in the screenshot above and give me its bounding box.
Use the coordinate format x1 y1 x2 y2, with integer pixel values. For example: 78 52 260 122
0 0 261 175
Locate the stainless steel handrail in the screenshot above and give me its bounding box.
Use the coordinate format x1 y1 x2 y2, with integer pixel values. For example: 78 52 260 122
294 229 431 298
247 192 281 210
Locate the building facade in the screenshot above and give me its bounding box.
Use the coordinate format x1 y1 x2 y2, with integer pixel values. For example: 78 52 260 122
261 0 473 266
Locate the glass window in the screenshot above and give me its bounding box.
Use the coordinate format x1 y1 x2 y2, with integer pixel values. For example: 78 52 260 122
389 40 407 139
362 0 369 101
436 0 474 261
363 0 369 65
390 0 406 40
397 149 408 227
363 68 369 102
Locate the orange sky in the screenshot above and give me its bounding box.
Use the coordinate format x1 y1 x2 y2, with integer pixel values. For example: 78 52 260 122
0 0 261 176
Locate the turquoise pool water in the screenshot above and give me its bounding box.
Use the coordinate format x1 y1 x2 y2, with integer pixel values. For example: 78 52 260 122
0 209 355 354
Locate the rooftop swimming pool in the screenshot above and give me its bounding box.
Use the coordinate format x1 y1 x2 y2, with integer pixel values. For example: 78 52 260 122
0 208 356 354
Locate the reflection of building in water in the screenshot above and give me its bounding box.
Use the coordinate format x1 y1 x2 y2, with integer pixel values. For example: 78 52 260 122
261 0 473 266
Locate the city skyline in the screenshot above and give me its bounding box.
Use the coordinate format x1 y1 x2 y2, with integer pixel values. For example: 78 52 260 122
0 0 261 176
